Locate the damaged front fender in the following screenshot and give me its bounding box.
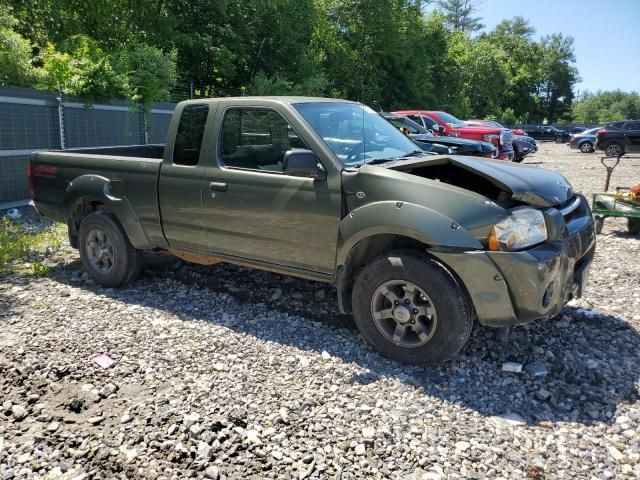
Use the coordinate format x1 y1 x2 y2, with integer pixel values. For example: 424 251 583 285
336 201 483 267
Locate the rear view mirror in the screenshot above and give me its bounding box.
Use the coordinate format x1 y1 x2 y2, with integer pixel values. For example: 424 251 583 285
432 124 445 135
283 149 326 179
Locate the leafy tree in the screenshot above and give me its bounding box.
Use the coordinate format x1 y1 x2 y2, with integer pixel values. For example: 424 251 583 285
435 0 483 33
0 6 37 86
117 43 177 112
572 90 640 124
537 34 579 123
37 35 125 100
482 17 541 122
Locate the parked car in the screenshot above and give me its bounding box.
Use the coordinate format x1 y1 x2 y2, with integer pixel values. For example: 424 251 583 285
512 135 538 162
392 110 515 160
465 119 527 136
464 119 537 162
528 125 571 143
595 120 640 157
382 113 497 158
569 126 587 134
569 127 601 153
30 97 595 365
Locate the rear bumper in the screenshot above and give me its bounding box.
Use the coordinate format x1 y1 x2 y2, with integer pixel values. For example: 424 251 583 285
432 195 596 327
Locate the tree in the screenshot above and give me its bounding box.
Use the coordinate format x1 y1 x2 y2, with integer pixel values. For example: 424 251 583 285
118 43 177 112
482 17 541 122
572 90 640 124
435 0 484 33
0 6 37 86
37 35 125 100
537 34 580 122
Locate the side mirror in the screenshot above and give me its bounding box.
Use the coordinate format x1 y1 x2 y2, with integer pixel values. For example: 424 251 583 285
283 149 326 179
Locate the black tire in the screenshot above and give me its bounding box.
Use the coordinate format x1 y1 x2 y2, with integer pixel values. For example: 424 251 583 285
352 250 474 365
628 218 640 235
604 142 625 157
78 212 142 287
555 136 563 143
594 215 604 235
579 142 593 153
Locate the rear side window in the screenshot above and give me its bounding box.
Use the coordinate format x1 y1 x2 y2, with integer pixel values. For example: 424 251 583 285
624 121 640 130
173 104 209 166
607 121 625 129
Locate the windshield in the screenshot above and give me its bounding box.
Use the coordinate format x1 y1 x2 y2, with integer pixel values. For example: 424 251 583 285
294 102 420 165
582 127 600 135
433 111 466 128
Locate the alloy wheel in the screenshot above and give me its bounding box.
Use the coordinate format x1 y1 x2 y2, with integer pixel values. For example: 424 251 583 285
370 280 438 348
85 228 115 273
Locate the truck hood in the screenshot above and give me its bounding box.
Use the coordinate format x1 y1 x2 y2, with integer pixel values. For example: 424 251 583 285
384 155 573 208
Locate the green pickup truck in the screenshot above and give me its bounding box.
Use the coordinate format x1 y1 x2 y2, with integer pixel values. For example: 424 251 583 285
30 97 596 364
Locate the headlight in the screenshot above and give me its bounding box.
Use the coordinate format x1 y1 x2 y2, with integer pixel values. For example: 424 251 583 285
488 208 547 251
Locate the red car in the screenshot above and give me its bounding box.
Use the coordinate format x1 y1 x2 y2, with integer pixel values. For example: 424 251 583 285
466 119 527 136
392 110 514 160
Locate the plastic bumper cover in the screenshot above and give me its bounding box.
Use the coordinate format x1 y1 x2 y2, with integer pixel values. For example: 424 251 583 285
432 196 596 327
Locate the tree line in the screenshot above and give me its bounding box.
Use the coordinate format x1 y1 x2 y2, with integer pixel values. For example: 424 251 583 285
0 0 632 123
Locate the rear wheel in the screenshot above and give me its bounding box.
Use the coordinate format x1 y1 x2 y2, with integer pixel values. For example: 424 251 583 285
579 142 594 153
605 142 625 157
78 212 142 287
628 218 640 235
352 251 474 365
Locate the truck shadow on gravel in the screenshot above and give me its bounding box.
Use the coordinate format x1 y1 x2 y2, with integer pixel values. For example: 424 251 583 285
12 253 640 428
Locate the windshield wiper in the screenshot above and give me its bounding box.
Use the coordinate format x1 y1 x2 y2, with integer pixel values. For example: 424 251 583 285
402 150 425 157
364 150 426 166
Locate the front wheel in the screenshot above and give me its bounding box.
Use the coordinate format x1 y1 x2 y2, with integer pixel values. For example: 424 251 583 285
78 212 142 287
352 251 474 365
628 218 640 235
579 142 594 153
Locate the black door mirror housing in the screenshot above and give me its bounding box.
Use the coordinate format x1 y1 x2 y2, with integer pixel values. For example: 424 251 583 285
283 149 325 179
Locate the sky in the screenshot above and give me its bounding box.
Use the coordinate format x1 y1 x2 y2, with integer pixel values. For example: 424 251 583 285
478 0 640 95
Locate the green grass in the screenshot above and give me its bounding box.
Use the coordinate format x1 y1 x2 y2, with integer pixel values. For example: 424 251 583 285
0 218 67 275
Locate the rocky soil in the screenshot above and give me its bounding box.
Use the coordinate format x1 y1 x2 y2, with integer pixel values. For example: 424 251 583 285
1 143 639 479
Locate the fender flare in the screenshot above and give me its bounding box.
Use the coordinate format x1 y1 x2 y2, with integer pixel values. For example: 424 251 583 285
336 201 482 267
64 174 153 250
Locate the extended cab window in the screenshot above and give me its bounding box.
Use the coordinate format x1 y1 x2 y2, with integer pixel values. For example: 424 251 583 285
173 104 209 166
220 108 307 172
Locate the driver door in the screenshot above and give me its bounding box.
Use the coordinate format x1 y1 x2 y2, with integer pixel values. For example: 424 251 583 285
201 105 341 274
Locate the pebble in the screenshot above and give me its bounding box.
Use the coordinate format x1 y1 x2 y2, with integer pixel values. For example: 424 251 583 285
10 405 28 421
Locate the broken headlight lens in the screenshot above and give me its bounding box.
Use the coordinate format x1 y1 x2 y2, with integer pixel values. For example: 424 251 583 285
488 208 547 251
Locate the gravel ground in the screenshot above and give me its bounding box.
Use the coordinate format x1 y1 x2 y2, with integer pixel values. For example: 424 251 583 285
1 143 639 480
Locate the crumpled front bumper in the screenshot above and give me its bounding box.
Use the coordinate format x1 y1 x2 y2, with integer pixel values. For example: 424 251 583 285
432 195 596 327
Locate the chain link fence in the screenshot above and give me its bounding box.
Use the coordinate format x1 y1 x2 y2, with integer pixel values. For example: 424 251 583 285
0 86 176 204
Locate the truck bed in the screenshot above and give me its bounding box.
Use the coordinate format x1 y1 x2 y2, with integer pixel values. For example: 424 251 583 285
30 145 165 248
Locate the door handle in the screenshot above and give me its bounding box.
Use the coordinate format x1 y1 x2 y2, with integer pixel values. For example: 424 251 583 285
209 181 227 192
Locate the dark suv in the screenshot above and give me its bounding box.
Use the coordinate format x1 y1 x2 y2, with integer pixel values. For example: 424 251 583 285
596 120 640 157
528 125 570 143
